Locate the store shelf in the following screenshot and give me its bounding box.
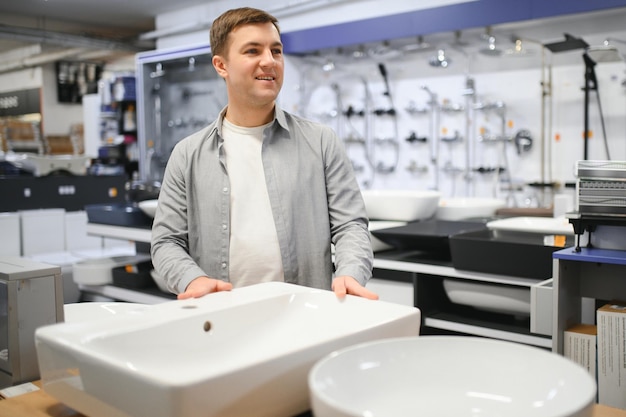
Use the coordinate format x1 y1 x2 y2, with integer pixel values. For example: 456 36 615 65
374 249 550 347
553 247 626 266
374 250 542 287
86 223 152 243
424 313 551 348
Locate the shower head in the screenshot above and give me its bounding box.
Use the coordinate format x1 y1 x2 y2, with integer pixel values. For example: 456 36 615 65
429 49 451 68
479 35 503 57
586 44 624 64
150 63 165 78
322 58 335 72
503 38 536 57
401 36 433 54
544 33 588 53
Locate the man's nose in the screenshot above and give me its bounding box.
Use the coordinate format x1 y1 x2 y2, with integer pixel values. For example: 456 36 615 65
260 49 276 66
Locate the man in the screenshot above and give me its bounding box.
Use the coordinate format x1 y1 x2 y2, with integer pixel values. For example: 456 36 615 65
151 7 377 300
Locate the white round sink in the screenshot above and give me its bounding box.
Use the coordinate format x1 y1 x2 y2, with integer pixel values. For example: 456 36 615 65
437 197 506 220
361 189 440 222
309 336 596 417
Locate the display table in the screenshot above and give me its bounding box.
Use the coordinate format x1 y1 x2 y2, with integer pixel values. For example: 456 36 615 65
1 381 624 417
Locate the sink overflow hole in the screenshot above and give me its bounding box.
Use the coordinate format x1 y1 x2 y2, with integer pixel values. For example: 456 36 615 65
203 321 212 332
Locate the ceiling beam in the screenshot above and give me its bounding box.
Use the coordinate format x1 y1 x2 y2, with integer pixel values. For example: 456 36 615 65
0 23 153 52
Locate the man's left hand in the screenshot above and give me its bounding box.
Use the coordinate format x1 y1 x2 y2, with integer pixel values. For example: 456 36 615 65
332 276 379 300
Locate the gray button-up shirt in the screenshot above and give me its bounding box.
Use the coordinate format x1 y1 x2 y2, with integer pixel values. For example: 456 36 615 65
151 106 373 294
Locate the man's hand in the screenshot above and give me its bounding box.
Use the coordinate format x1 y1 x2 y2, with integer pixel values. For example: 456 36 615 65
332 276 379 300
178 276 233 299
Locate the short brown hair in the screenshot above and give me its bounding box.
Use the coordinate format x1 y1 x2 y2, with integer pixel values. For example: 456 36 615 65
210 7 280 58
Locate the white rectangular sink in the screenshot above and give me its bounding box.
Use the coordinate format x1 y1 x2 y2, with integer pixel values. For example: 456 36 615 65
35 282 420 417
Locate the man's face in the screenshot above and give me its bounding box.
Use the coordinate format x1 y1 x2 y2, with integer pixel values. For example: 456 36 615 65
214 22 284 108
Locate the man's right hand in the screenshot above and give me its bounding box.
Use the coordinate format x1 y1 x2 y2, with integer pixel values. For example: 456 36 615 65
177 276 233 299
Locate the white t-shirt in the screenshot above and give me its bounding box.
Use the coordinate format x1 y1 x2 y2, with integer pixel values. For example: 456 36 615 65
221 118 284 287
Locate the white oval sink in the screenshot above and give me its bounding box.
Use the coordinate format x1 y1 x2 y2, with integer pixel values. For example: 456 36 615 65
442 279 531 317
361 189 440 222
36 282 420 417
437 197 506 220
309 336 596 417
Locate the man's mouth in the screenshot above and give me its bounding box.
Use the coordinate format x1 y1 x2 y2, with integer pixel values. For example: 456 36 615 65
256 76 275 81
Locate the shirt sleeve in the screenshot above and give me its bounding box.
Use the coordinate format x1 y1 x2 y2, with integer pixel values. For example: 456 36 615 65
150 140 209 294
321 125 374 285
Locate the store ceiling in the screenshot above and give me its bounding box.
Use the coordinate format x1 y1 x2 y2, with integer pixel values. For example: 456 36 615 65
0 0 213 72
0 0 310 73
0 1 625 75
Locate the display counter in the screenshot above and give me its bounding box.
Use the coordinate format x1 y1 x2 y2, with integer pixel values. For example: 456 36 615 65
1 380 624 417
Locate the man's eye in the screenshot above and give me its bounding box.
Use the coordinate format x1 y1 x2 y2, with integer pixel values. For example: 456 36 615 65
245 48 258 54
272 49 283 55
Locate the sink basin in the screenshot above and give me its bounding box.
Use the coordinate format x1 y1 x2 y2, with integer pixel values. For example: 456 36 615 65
368 221 406 252
36 282 420 417
361 189 440 221
487 216 575 238
64 302 148 323
442 279 531 317
437 197 506 220
309 336 596 417
137 199 158 218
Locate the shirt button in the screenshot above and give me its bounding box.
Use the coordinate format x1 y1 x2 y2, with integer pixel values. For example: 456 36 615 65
222 224 227 230
221 262 227 269
222 187 228 193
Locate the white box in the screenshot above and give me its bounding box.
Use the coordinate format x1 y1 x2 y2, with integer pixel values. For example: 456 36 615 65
564 324 597 377
19 209 66 256
0 213 20 256
597 302 626 409
65 211 102 251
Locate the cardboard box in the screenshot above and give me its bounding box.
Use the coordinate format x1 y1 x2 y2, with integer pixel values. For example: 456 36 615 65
597 302 626 409
564 323 597 378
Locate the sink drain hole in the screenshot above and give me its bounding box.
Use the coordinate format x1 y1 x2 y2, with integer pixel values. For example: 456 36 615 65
203 321 212 332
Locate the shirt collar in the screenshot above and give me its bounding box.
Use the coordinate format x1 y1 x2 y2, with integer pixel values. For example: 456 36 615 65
213 105 290 140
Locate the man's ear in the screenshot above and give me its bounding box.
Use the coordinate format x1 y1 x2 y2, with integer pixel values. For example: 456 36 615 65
212 55 227 78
